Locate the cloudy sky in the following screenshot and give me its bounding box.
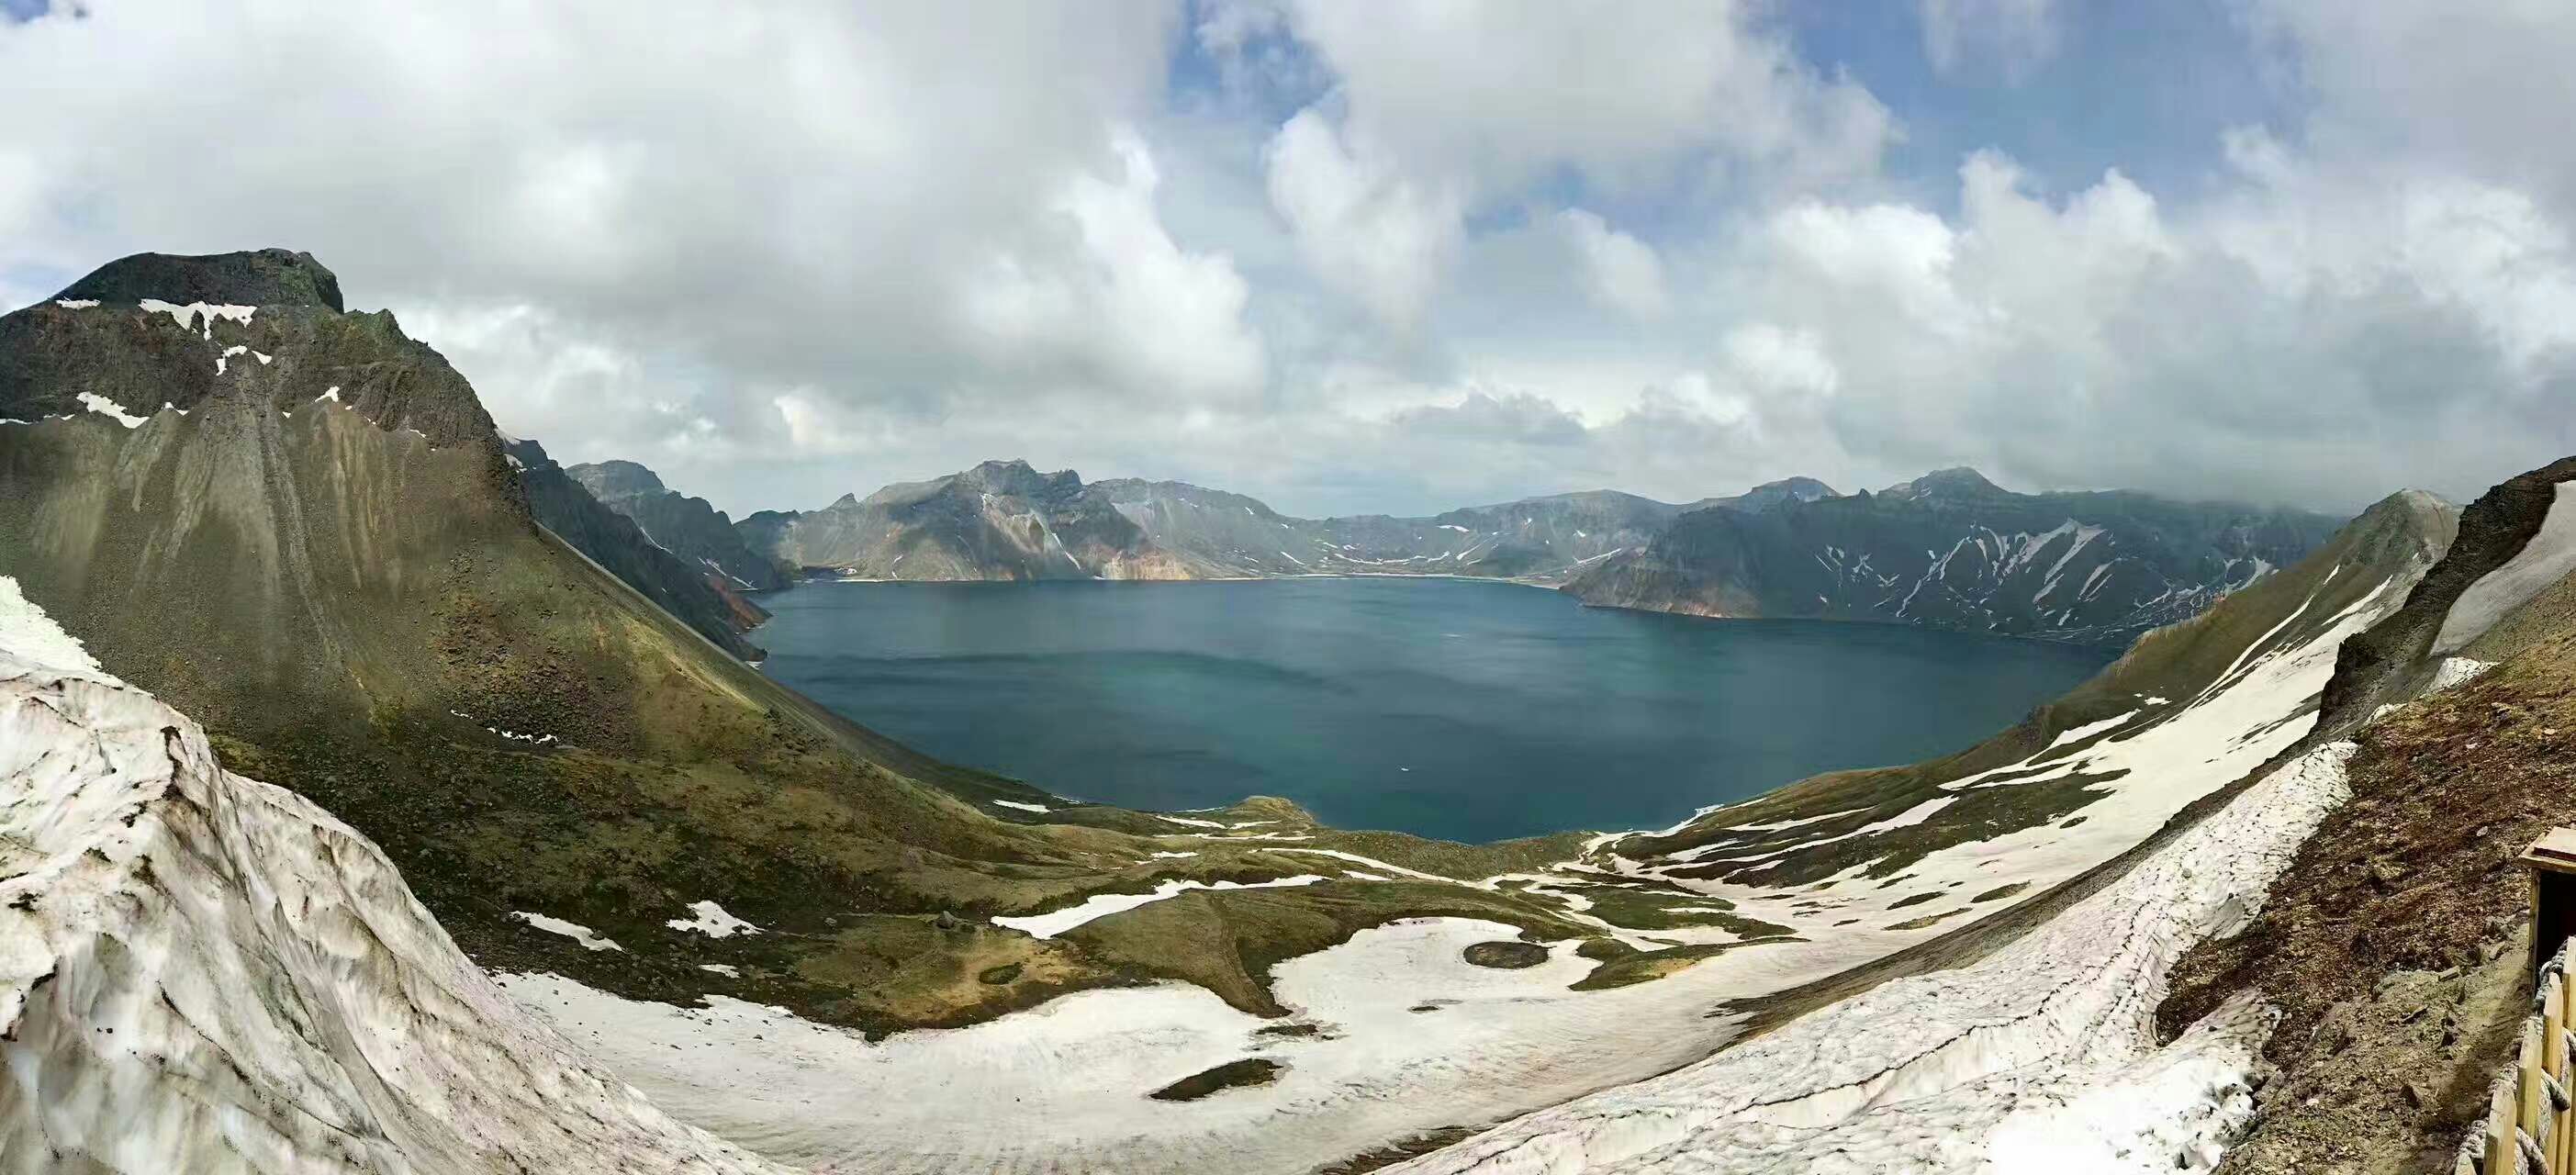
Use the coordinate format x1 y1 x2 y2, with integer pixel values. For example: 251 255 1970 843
5 1 2573 519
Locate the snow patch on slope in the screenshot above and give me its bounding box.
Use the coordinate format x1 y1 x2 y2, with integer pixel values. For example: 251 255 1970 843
667 900 761 939
1589 572 2405 978
514 912 624 952
0 576 105 676
2429 656 2496 693
993 874 1327 939
137 297 255 339
499 915 1818 1174
1389 743 2355 1174
0 576 782 1174
74 390 148 428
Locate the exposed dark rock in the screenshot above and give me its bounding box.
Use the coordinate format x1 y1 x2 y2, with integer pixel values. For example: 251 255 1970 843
55 248 345 312
1147 1058 1282 1102
1462 940 1551 968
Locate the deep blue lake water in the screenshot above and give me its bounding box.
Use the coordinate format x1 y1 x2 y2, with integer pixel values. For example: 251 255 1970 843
756 577 2116 844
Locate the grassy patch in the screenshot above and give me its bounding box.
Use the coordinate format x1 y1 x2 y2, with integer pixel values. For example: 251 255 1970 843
1462 941 1550 968
1970 881 2030 903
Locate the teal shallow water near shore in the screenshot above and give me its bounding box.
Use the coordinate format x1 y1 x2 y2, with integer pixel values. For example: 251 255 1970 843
756 577 2115 843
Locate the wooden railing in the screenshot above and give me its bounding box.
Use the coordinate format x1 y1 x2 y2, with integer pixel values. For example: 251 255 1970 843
2460 831 2576 1174
2461 941 2574 1174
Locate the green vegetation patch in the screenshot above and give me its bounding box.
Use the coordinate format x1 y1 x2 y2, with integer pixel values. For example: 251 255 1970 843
1462 941 1550 968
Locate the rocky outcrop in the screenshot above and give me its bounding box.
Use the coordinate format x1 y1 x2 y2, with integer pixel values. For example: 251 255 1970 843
2316 460 2576 728
53 246 347 312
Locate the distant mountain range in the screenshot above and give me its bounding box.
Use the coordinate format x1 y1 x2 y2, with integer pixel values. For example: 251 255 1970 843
1564 465 2340 645
572 456 2341 646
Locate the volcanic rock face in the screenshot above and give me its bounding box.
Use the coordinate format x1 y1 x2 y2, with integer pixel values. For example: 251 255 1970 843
755 458 1162 580
1563 467 2343 644
0 247 765 663
2316 460 2576 727
746 462 1782 583
1 254 491 449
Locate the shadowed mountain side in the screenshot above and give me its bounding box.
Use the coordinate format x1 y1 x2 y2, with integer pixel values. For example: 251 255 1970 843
510 439 768 657
570 458 791 592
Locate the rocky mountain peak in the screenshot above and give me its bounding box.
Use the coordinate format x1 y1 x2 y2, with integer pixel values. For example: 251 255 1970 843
52 248 345 312
569 459 668 500
1736 476 1840 510
1881 466 2003 501
959 458 1081 499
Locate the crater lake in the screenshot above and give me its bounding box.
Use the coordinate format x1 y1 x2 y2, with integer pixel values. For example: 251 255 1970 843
756 576 2118 843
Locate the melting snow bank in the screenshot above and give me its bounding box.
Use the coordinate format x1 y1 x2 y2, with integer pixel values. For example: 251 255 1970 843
667 899 762 938
0 577 783 1174
1386 743 2357 1175
499 916 1819 1174
993 874 1327 938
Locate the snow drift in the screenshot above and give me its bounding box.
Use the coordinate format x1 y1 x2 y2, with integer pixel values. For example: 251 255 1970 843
1387 743 2358 1175
0 577 781 1174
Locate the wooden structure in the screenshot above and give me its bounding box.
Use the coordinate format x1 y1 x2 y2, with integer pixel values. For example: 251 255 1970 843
2459 831 2576 1174
2530 830 2576 983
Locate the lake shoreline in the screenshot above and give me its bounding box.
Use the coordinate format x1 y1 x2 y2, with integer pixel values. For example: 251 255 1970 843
752 576 2114 843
